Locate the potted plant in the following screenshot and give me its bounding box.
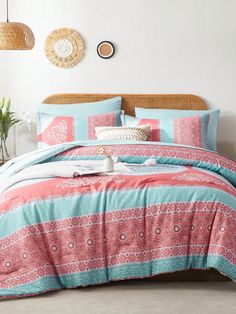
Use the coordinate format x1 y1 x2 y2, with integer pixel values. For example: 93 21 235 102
0 98 21 164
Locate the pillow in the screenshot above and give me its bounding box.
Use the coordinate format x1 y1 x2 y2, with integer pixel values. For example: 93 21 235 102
121 114 210 149
37 97 122 148
95 125 151 141
37 110 122 148
135 108 220 151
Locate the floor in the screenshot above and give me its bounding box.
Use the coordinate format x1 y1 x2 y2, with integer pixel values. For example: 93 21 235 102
1 281 236 314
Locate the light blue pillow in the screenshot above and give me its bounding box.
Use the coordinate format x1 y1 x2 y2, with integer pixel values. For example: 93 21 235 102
37 97 122 147
135 108 220 151
122 114 209 149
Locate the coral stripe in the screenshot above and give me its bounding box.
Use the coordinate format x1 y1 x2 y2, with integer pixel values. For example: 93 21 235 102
0 202 235 289
138 119 160 141
57 144 236 172
1 168 235 214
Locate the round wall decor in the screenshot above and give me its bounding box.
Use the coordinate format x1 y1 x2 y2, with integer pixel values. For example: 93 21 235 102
97 41 115 59
45 28 85 68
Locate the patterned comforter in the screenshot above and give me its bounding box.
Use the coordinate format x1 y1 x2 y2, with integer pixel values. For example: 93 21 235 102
0 141 236 299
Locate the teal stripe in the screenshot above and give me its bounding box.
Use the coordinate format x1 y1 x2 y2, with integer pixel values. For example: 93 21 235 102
160 119 174 143
76 118 88 140
0 255 234 298
116 110 122 126
0 276 62 298
1 186 235 239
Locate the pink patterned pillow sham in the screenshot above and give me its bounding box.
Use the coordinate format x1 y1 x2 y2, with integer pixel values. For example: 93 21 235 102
37 116 75 147
121 114 209 149
88 111 121 140
37 110 122 148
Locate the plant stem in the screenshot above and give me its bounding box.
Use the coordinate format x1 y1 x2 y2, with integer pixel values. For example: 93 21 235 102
1 139 4 164
3 140 9 158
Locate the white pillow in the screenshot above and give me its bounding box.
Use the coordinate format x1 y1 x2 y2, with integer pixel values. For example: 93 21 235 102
95 125 151 141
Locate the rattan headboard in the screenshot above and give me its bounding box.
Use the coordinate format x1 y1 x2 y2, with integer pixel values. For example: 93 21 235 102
43 94 207 115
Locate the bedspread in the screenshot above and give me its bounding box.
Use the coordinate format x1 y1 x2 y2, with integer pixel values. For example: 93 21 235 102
0 141 236 299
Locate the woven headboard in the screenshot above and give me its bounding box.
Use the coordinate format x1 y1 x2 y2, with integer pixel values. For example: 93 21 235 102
43 94 207 115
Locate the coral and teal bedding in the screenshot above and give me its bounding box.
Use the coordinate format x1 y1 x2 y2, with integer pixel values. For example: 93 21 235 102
135 108 220 151
122 114 209 149
37 97 122 148
0 141 235 299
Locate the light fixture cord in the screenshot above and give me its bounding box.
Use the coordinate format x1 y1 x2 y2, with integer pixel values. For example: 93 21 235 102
6 0 9 22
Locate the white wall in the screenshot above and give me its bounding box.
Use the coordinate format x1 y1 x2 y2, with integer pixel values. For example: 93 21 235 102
0 0 236 159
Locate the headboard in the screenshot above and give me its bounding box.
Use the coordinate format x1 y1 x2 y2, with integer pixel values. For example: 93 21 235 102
43 94 207 115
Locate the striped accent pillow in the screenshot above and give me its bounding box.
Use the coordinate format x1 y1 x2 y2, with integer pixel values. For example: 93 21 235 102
121 114 209 149
95 125 150 141
88 111 122 140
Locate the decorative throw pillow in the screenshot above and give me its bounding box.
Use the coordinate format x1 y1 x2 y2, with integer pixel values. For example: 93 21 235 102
121 114 210 149
37 110 122 148
135 108 220 151
37 96 122 148
95 125 151 141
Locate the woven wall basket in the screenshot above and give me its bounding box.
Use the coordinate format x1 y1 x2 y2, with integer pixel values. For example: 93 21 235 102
45 28 85 68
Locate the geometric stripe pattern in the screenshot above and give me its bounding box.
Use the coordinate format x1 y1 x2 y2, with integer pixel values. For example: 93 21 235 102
122 114 208 148
173 115 203 147
88 111 117 140
0 143 235 299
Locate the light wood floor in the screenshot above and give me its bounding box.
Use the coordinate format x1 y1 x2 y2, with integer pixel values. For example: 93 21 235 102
1 281 236 314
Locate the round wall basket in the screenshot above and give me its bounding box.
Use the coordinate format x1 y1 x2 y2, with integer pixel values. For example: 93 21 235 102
45 28 85 68
97 41 115 59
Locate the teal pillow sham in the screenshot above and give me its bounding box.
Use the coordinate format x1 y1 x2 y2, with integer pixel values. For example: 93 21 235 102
37 97 122 148
122 114 209 149
135 108 220 151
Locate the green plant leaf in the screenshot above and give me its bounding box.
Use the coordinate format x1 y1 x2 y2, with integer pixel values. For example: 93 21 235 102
0 98 4 110
5 99 11 112
0 98 21 144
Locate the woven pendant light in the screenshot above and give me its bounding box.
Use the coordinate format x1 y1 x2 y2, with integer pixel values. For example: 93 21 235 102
0 0 35 50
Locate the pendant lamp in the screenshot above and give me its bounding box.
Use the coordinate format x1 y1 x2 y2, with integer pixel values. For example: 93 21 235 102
0 0 35 50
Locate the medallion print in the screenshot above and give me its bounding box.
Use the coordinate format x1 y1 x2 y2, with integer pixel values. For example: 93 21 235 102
38 116 74 146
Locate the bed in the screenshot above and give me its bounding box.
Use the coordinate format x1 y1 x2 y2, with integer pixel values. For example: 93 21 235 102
0 93 235 299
